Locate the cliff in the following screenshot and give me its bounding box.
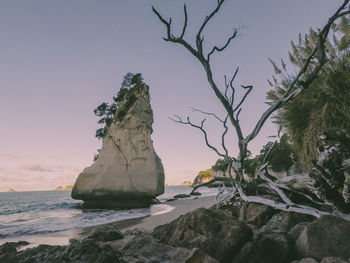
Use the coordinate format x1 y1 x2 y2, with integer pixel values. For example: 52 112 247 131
72 82 165 207
193 169 213 185
181 181 192 186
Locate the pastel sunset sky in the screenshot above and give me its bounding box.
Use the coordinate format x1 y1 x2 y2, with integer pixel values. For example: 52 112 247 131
0 0 342 191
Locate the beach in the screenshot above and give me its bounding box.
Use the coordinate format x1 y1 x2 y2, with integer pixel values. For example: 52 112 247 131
0 193 217 249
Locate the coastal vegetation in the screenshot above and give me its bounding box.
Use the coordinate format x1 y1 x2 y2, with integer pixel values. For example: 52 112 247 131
93 73 145 161
1 1 350 263
93 73 144 140
153 0 350 217
266 19 350 171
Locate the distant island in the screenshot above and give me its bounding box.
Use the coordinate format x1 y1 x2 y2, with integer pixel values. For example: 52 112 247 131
7 189 15 192
181 181 192 186
55 186 73 191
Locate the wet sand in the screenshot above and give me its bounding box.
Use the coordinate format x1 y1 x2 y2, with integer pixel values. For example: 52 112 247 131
1 195 216 249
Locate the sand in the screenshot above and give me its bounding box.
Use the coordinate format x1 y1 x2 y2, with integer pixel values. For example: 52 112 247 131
1 195 216 249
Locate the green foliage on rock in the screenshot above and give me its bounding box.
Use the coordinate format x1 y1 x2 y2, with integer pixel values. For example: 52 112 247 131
93 72 145 160
198 169 213 179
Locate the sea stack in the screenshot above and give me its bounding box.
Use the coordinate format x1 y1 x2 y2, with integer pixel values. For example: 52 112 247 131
72 81 165 207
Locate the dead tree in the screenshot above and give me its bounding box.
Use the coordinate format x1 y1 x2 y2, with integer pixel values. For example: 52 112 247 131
153 0 350 218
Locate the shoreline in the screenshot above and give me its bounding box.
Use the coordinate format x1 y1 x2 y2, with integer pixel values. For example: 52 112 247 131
0 194 217 249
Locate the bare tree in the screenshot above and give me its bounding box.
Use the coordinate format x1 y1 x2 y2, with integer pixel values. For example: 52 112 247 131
153 0 350 218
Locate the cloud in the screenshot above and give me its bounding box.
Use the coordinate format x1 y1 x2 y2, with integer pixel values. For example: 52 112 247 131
0 152 18 158
19 162 54 172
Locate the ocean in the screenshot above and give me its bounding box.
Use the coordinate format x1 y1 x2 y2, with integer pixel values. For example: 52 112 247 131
0 186 217 244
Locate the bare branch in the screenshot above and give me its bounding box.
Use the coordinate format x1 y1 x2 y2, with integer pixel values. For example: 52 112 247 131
190 108 230 157
152 6 172 40
191 107 225 123
257 164 293 206
236 184 330 218
224 67 239 107
196 0 226 50
221 116 229 157
152 6 199 57
235 108 242 120
208 28 237 60
180 5 188 39
232 85 253 113
170 115 226 157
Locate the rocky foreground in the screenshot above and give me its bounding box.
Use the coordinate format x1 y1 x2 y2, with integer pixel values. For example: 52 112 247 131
1 199 350 263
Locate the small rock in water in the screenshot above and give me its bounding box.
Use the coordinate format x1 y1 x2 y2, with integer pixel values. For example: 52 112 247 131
190 191 202 196
173 194 191 199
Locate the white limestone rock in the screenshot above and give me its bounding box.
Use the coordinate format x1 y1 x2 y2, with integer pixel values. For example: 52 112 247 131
72 84 164 207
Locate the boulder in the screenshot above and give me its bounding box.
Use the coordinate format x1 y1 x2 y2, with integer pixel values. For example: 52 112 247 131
0 242 29 262
233 211 315 263
288 222 310 242
152 207 252 263
232 232 295 263
254 211 314 239
296 215 350 260
290 258 319 263
320 257 350 263
0 239 119 263
239 202 276 227
72 83 165 207
87 226 124 242
120 233 218 263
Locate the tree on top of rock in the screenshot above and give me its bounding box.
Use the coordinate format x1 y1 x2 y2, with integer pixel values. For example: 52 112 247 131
93 72 144 161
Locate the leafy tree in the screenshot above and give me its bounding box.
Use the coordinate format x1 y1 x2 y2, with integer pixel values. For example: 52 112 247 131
212 157 234 172
93 102 117 139
267 16 350 170
261 135 294 174
93 72 144 160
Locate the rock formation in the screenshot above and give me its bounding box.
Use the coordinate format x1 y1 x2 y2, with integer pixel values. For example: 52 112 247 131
7 189 15 192
72 83 164 207
55 186 63 191
193 169 213 185
181 181 192 186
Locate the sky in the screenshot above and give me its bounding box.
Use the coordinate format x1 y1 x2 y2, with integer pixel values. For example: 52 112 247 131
0 0 344 191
